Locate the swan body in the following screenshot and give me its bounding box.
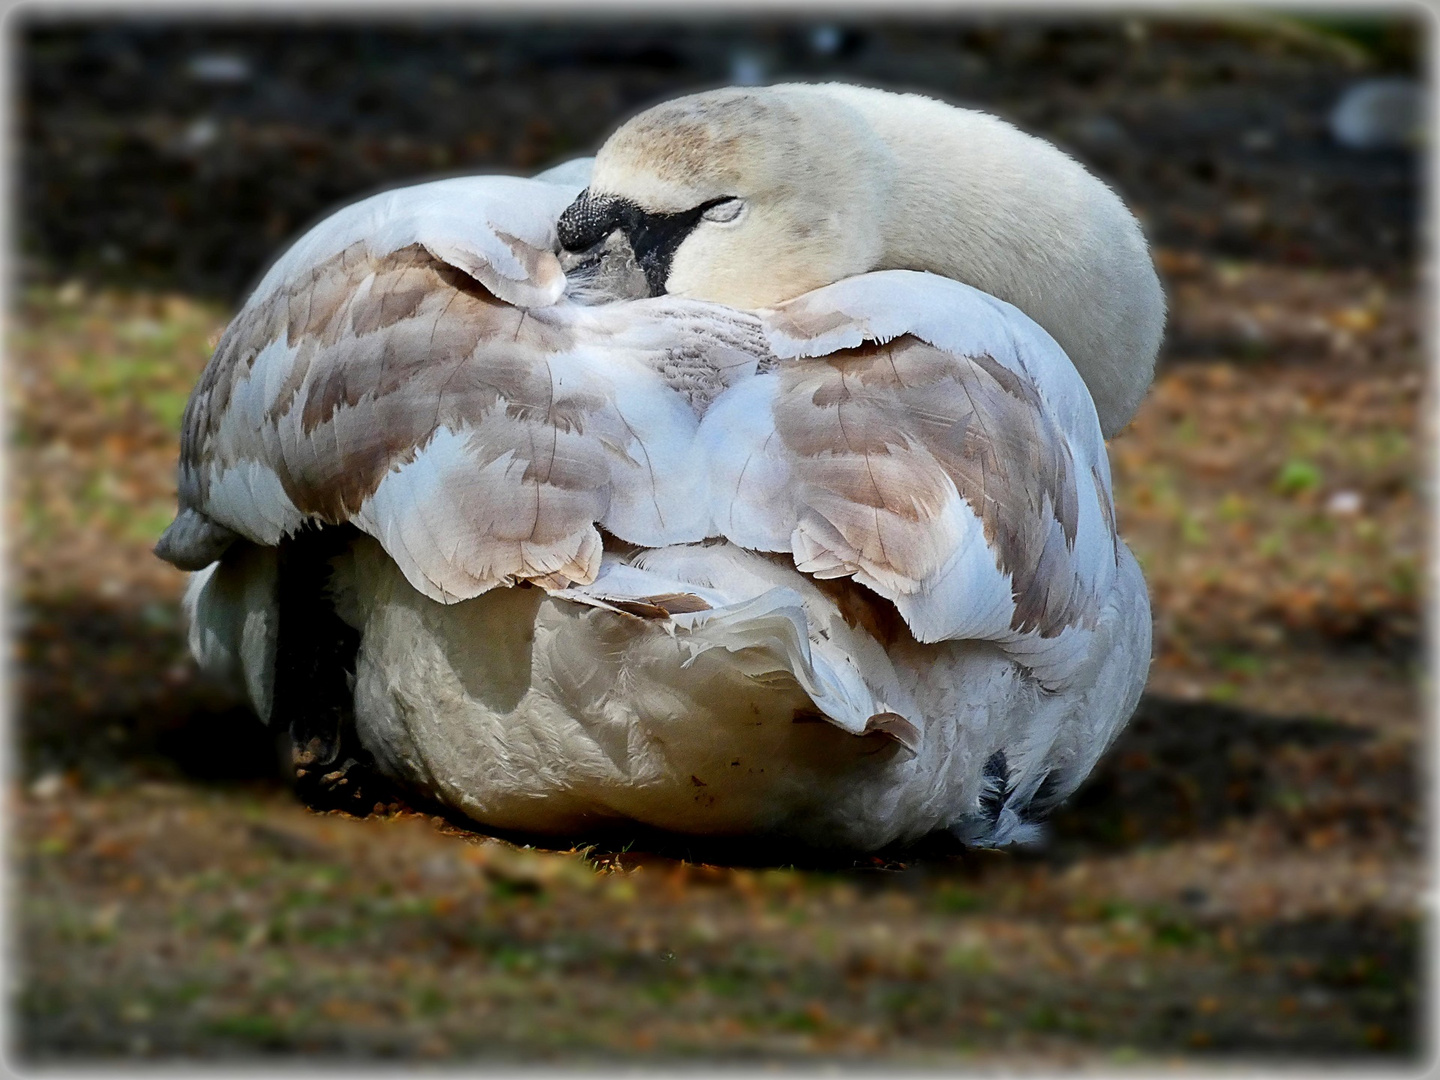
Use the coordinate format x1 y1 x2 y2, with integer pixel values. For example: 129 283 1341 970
161 86 1158 849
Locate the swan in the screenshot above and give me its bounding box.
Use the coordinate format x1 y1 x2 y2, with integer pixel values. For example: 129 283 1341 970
156 84 1162 850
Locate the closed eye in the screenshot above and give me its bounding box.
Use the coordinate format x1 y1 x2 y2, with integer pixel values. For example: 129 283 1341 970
700 197 744 224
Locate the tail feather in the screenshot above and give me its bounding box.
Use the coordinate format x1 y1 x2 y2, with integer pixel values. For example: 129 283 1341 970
183 541 279 722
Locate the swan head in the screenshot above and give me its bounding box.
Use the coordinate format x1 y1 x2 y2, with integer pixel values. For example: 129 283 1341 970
557 84 1164 436
558 87 888 308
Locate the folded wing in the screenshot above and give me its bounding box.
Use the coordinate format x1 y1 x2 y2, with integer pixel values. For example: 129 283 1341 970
703 271 1125 686
157 175 766 602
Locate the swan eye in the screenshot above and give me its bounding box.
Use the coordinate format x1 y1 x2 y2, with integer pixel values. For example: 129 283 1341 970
701 198 743 224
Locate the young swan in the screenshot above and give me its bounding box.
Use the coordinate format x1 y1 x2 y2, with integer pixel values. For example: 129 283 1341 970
557 83 1165 437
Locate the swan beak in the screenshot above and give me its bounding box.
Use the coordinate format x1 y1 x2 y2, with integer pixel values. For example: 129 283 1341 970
557 227 649 304
557 190 651 304
558 188 727 304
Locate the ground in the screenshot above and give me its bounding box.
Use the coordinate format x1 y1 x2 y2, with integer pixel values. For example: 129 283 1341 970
8 13 1427 1068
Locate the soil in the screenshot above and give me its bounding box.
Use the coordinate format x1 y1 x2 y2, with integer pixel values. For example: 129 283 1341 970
8 12 1426 1067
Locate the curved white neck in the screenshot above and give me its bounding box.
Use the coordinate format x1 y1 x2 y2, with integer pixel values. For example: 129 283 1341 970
816 85 1165 437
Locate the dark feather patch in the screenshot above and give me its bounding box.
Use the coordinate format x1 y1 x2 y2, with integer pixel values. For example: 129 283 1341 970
978 749 1011 826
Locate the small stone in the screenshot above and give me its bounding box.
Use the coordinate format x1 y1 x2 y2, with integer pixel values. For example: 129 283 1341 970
29 772 64 800
1326 490 1363 517
1178 886 1208 907
186 54 251 84
1331 78 1424 151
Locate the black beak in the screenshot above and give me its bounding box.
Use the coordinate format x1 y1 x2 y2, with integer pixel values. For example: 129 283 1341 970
556 191 649 303
557 191 629 254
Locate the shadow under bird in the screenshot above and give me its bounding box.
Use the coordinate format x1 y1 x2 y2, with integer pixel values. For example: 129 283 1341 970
155 84 1163 850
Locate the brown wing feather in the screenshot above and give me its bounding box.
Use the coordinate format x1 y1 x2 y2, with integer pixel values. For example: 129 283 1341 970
174 242 636 595
773 337 1097 638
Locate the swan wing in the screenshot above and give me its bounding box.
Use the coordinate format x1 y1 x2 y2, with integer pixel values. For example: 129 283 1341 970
156 174 769 603
704 269 1127 685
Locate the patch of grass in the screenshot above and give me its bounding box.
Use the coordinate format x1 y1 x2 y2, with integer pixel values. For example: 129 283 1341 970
1214 650 1265 679
1179 511 1209 545
943 946 993 974
1024 1002 1098 1037
933 884 984 914
642 980 681 1005
493 946 541 974
773 1007 825 1033
700 971 751 999
1217 492 1250 522
1274 459 1323 497
164 981 210 1007
208 909 253 942
203 1012 289 1044
289 918 368 949
1024 1003 1062 1032
1153 918 1204 948
1098 900 1140 922
15 985 75 1019
490 877 546 901
1387 558 1419 598
413 985 449 1017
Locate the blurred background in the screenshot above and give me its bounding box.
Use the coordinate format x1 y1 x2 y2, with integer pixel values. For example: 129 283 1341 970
10 10 1426 1066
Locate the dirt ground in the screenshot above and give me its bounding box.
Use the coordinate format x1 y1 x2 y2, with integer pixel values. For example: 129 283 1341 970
8 13 1427 1068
